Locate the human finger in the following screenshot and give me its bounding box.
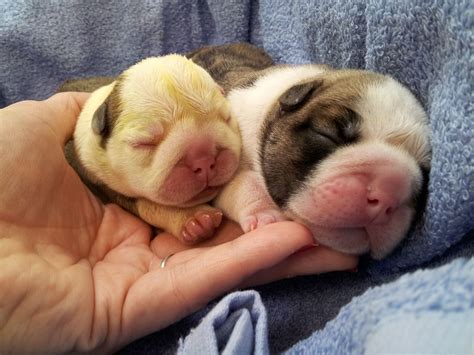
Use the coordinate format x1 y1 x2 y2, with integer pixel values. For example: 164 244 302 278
118 221 314 348
240 245 359 287
42 92 90 145
150 235 358 288
0 92 89 146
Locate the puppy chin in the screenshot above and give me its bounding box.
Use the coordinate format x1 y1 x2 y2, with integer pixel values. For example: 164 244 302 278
158 186 221 208
297 204 414 259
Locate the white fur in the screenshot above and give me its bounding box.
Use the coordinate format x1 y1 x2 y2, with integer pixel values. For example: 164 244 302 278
357 78 431 167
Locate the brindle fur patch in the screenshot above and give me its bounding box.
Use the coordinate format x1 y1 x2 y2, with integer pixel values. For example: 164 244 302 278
187 42 274 93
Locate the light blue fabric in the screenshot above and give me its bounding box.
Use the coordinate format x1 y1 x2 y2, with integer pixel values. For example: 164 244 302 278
181 258 473 355
177 291 268 355
0 1 472 354
0 0 252 107
364 311 474 355
286 257 473 355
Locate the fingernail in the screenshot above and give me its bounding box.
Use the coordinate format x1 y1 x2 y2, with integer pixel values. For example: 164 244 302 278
212 211 223 227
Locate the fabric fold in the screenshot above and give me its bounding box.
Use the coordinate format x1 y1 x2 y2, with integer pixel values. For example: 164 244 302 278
177 291 269 355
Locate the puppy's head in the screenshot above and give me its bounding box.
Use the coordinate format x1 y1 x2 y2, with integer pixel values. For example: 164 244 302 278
75 55 241 207
261 69 430 259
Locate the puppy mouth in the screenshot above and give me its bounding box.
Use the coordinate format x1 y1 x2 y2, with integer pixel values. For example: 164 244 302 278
301 204 414 259
183 185 221 206
308 225 371 255
286 201 413 259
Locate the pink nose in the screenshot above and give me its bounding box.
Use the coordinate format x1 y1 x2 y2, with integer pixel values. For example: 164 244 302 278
188 155 217 181
183 140 218 182
366 189 399 224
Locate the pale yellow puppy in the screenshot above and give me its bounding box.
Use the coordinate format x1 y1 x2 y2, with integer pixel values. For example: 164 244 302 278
66 55 241 243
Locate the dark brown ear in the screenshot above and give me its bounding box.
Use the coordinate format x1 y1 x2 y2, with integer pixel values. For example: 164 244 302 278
91 101 108 136
279 80 323 112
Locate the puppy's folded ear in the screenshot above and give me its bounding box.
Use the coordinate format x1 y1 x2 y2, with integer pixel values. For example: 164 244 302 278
279 79 323 112
91 101 108 136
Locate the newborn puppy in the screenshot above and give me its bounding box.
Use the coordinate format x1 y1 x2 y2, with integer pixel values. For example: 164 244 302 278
61 55 241 243
189 43 431 259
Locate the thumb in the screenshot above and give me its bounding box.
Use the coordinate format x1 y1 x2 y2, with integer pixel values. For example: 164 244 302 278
118 222 313 348
43 92 90 145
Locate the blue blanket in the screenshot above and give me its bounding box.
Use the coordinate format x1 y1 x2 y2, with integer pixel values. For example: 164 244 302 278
1 0 472 353
178 257 473 354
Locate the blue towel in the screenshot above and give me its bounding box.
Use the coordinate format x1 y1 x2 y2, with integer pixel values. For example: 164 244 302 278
180 258 473 355
177 291 268 355
0 0 472 353
0 0 251 106
286 257 473 354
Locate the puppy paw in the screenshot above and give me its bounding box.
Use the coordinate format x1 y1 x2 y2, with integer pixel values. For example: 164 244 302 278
241 209 287 233
181 209 223 244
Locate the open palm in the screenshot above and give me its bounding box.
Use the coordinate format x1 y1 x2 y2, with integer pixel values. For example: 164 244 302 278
0 93 357 353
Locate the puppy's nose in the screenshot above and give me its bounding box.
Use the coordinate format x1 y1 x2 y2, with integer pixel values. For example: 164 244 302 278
366 189 399 225
189 155 217 181
183 140 217 182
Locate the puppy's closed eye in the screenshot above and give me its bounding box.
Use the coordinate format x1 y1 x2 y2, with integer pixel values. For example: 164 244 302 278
125 122 164 149
128 137 159 149
296 121 340 147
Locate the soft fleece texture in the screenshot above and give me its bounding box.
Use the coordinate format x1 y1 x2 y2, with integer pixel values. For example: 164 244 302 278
178 257 473 355
0 1 472 353
177 291 269 355
285 257 473 354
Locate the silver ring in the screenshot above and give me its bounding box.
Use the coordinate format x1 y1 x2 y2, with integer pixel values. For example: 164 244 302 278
160 253 174 268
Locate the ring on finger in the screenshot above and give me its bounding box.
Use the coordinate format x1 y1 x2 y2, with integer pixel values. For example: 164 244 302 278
160 253 174 268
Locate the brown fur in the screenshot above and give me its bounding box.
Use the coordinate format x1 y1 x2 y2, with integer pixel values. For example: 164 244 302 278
187 42 274 93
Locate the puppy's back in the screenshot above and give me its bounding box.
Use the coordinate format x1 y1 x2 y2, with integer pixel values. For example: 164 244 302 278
57 76 115 93
187 42 274 92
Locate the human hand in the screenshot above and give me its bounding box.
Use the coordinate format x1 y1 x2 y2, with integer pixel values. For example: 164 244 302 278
152 219 359 287
0 93 357 353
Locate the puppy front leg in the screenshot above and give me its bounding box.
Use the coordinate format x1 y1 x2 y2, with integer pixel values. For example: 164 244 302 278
134 199 223 244
214 169 287 233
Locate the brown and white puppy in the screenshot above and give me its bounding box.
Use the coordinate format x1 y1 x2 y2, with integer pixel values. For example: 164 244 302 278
62 54 241 243
189 43 431 259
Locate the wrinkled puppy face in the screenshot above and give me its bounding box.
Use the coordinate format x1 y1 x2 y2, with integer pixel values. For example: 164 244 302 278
261 70 431 259
90 55 241 207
